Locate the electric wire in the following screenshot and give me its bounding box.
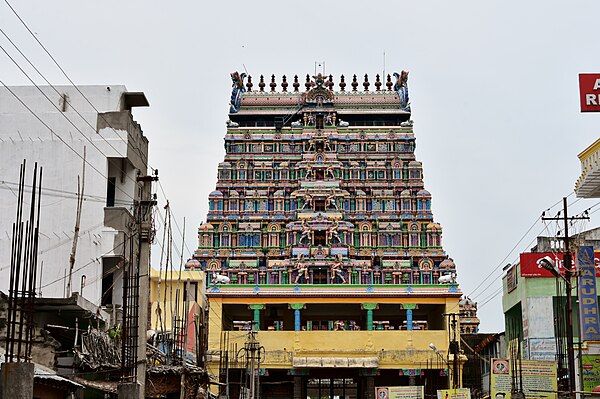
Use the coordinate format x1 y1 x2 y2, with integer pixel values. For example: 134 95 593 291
2 1 191 261
467 193 578 301
0 43 142 205
39 230 136 291
475 197 598 310
0 26 129 161
2 0 148 166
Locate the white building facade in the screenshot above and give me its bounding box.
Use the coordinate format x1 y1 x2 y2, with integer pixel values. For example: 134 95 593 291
0 85 150 306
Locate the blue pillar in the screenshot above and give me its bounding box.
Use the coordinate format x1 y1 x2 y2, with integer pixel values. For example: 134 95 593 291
290 303 304 331
295 309 301 331
402 304 418 330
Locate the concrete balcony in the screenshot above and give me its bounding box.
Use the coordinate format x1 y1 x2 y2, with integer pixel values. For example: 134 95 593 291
104 206 133 232
576 138 600 198
208 329 449 369
103 207 134 256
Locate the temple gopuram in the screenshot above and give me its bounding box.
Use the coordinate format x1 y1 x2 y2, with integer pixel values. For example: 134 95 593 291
195 71 464 399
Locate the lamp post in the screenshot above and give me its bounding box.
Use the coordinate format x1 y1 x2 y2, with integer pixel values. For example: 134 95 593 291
429 343 459 389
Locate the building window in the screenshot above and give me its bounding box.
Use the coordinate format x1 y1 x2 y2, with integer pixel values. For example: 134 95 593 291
106 177 116 207
184 282 198 302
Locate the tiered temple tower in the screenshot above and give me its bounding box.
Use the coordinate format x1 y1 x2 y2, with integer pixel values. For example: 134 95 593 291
195 71 464 399
459 296 480 333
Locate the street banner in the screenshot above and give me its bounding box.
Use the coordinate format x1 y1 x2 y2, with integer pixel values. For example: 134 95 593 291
436 388 471 399
490 358 557 399
581 355 600 392
375 386 424 399
579 74 600 112
577 246 600 340
519 251 600 277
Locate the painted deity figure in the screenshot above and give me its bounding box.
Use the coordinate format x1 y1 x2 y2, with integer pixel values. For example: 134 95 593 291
299 219 313 244
327 220 341 244
229 71 246 113
330 253 346 283
294 254 309 284
326 166 335 179
393 70 410 112
326 114 333 126
327 193 339 210
302 193 313 209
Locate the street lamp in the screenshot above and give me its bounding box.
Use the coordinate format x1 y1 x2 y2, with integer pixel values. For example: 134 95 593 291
537 255 576 396
429 343 458 389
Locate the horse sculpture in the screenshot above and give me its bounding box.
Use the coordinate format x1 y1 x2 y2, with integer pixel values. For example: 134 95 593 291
393 71 410 112
229 71 247 113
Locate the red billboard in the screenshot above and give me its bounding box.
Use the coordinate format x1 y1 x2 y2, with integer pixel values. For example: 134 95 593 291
520 251 600 277
579 74 600 112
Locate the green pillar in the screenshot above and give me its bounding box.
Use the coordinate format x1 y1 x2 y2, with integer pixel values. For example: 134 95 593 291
362 303 378 331
249 304 264 330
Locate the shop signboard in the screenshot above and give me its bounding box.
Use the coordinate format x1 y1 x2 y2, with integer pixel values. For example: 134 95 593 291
577 246 600 340
519 251 600 277
490 358 557 399
375 386 424 399
581 355 600 392
436 388 471 399
579 74 600 112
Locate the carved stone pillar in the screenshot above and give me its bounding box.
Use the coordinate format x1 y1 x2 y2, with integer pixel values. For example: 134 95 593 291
248 304 264 330
361 303 378 331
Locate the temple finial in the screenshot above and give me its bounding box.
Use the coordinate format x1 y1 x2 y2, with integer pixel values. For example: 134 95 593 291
281 75 288 92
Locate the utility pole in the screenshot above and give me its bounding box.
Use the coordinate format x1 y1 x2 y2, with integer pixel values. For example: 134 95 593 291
119 170 158 399
237 326 265 399
443 313 461 389
542 197 589 398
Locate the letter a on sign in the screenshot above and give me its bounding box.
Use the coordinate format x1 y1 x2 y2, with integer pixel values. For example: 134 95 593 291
579 74 600 112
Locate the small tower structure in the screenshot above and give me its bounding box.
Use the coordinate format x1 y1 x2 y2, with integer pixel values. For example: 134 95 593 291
459 296 480 333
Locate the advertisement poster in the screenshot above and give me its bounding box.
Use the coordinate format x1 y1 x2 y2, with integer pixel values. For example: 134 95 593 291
526 338 557 361
519 251 600 277
579 74 600 112
375 386 424 399
490 358 557 399
577 246 600 340
436 388 471 399
581 355 600 392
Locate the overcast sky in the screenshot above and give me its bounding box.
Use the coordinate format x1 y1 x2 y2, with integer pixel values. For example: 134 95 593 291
2 0 600 333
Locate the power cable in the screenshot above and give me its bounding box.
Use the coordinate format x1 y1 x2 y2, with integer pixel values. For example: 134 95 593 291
39 231 137 290
0 180 129 206
2 1 190 261
0 27 129 161
0 43 140 204
0 80 138 211
467 193 578 300
468 215 540 298
2 0 148 166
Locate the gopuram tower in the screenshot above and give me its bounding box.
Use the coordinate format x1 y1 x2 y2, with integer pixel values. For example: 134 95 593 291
196 71 463 399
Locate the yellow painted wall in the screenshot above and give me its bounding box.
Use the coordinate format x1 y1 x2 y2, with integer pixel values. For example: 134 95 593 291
218 295 455 306
207 295 459 370
149 268 206 331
